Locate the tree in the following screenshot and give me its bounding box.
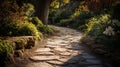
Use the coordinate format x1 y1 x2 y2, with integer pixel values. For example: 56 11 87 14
28 0 52 25
37 0 52 25
29 0 70 25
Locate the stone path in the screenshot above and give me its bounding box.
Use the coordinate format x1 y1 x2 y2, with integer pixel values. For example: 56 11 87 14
27 26 111 67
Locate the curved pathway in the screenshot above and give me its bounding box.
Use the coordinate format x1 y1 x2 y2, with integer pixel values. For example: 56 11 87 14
14 26 112 67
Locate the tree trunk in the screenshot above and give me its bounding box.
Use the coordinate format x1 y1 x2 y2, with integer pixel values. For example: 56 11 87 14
34 0 51 25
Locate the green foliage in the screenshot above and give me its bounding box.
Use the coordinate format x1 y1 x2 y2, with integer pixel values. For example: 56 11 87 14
18 22 41 39
0 40 13 65
0 40 13 55
0 23 20 36
23 3 35 16
58 19 73 27
50 9 72 23
0 1 41 38
50 0 60 8
32 17 44 26
0 21 42 39
84 13 120 52
78 25 87 31
39 25 56 35
72 11 92 29
50 0 70 9
74 11 92 23
31 17 57 35
85 14 110 36
54 11 92 31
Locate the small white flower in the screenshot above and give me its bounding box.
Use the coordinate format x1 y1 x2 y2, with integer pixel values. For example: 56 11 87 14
103 26 115 36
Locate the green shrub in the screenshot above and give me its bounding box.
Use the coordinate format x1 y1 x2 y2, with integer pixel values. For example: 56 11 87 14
78 25 87 31
76 11 92 23
51 9 72 23
0 23 20 36
18 22 41 39
85 13 120 52
0 40 13 64
54 11 92 30
70 11 92 29
58 19 73 27
0 22 42 39
85 14 110 37
31 17 44 26
37 25 55 35
23 3 35 17
31 17 57 35
0 40 13 55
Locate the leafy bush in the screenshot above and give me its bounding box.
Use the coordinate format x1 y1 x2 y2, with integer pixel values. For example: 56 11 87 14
50 9 72 24
0 1 25 24
0 40 13 64
31 17 58 35
31 17 44 26
84 13 120 52
85 14 110 37
55 11 92 30
58 19 73 27
0 23 20 36
23 3 35 17
78 25 87 31
0 1 41 38
0 40 13 55
18 22 41 39
74 11 92 24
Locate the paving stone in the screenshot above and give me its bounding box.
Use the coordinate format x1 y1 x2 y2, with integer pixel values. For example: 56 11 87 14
71 51 81 56
59 52 71 56
57 58 70 62
25 62 53 67
47 60 64 65
45 45 60 48
47 41 57 45
35 48 51 52
30 56 60 61
54 47 67 52
35 52 54 55
58 44 69 46
47 40 68 45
